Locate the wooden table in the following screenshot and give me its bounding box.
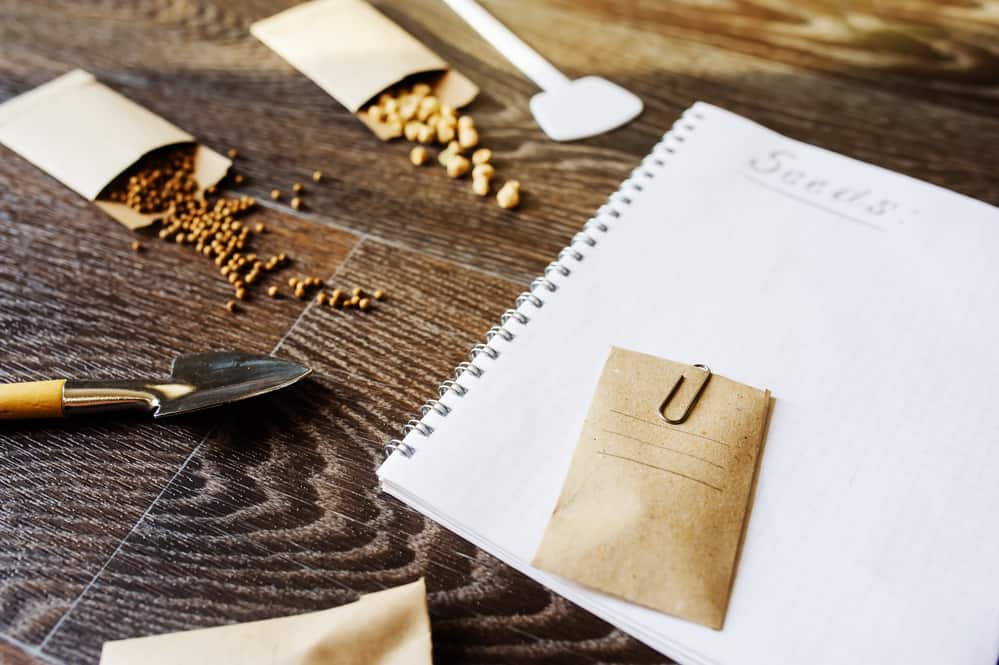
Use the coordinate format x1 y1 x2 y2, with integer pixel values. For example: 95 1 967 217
1 2 996 663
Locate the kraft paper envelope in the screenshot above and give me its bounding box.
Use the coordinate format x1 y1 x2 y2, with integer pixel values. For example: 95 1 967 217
0 69 230 229
251 0 478 140
100 578 432 665
533 347 771 630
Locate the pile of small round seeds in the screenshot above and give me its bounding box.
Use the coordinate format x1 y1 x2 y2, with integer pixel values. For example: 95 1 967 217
367 83 521 209
105 146 290 313
106 146 385 316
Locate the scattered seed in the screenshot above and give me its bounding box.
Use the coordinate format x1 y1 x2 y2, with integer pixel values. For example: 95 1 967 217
131 240 143 252
472 148 492 165
294 283 306 299
436 123 455 144
267 285 279 297
291 197 302 210
458 126 479 149
235 287 246 300
227 148 238 158
370 87 524 211
225 300 237 313
438 140 461 167
417 124 435 144
497 180 521 209
373 289 385 301
316 292 328 305
410 146 428 166
292 182 304 193
351 287 363 298
472 163 495 180
312 170 323 182
359 297 371 311
234 174 245 185
270 189 281 200
472 175 490 196
404 121 422 142
446 155 471 179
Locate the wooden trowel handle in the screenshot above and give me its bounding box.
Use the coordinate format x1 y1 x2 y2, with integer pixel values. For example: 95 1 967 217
0 380 66 419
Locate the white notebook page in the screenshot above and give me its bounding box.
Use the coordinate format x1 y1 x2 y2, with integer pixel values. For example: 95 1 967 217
378 103 999 665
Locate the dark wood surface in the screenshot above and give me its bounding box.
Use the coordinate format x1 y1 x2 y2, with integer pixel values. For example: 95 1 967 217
1 1 996 663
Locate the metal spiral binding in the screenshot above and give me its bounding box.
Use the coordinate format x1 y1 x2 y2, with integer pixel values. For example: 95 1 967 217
384 110 704 458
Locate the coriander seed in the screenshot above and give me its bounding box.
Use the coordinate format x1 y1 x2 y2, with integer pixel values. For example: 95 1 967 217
291 197 302 210
267 285 279 297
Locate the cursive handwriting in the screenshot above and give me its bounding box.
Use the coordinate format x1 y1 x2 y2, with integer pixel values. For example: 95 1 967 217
747 150 901 219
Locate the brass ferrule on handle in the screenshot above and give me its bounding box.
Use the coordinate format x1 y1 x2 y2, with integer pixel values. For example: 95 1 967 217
0 379 164 420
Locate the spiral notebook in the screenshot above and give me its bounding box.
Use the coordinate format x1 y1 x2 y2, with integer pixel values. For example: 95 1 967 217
378 103 999 665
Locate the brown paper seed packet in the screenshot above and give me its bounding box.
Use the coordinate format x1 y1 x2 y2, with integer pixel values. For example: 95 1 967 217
251 0 478 140
0 69 230 229
100 578 432 665
533 347 772 630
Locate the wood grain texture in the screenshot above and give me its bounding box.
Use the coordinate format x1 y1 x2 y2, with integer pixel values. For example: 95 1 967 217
0 0 996 663
0 636 48 665
40 240 662 665
0 147 359 644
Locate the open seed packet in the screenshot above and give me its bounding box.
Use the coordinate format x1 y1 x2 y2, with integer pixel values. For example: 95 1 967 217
0 69 230 229
251 0 478 140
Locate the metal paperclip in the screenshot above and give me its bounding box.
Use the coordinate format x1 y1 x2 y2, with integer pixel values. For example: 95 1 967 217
658 364 712 425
